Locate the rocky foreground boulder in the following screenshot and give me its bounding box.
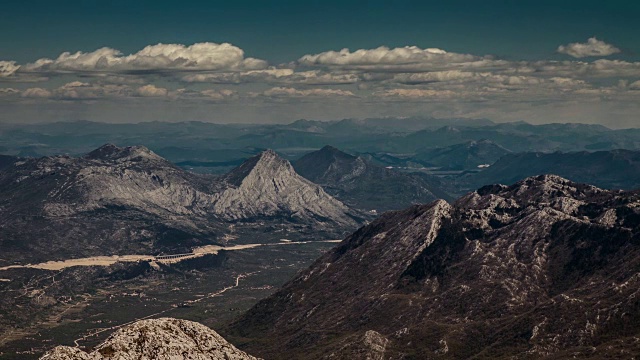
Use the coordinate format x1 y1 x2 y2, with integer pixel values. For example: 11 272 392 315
40 318 259 360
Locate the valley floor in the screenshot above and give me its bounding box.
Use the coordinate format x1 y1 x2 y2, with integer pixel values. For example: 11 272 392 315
0 240 337 359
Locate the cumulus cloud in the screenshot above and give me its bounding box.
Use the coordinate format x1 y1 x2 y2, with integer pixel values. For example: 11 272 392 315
297 46 496 72
259 87 355 98
182 68 360 85
0 61 20 77
4 41 640 126
48 81 132 100
135 84 169 97
557 37 621 58
200 89 237 100
183 68 295 83
21 42 267 74
389 71 546 86
21 87 52 98
299 46 474 66
0 88 19 95
374 88 456 99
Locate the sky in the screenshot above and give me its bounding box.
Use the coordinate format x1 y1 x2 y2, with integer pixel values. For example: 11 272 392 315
1 0 639 127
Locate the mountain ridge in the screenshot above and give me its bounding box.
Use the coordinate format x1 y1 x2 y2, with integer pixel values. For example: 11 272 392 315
293 145 449 212
0 145 361 264
225 174 640 359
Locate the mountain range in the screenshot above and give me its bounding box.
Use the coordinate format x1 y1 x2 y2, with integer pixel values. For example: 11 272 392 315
3 120 640 164
225 175 640 359
0 145 360 264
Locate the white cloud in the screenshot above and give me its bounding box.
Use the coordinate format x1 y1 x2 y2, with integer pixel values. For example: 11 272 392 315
135 84 168 97
374 88 456 99
182 68 360 85
557 37 621 58
200 89 237 100
299 46 477 67
21 87 52 98
21 42 267 74
0 61 20 77
0 88 19 96
259 87 355 98
183 68 295 83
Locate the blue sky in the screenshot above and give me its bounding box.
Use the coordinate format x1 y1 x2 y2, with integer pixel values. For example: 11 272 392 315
3 0 639 63
1 0 639 127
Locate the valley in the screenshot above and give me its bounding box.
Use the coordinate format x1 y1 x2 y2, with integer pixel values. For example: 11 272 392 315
0 240 338 359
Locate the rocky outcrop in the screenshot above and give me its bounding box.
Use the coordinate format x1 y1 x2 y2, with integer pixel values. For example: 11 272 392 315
225 175 640 359
40 318 259 360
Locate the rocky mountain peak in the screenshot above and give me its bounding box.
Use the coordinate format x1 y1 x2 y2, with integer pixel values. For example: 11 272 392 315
223 149 293 187
468 174 605 207
40 318 259 360
215 149 359 225
84 143 163 162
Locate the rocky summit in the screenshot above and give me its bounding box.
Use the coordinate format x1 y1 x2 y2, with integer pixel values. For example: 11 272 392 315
217 149 359 226
225 175 640 359
40 318 259 360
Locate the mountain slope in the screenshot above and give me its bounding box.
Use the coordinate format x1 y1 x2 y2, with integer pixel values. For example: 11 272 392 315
466 149 640 191
0 154 18 171
40 318 259 360
293 145 449 212
414 139 512 170
225 175 640 359
0 145 360 264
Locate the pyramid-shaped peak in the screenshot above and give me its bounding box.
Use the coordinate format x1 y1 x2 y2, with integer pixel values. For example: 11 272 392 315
254 149 290 168
258 148 280 159
224 149 293 186
319 145 343 153
314 145 357 160
85 144 162 162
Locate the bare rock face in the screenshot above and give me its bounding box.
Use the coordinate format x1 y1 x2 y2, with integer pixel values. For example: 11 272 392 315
326 330 389 360
225 175 640 359
215 149 359 227
40 318 259 360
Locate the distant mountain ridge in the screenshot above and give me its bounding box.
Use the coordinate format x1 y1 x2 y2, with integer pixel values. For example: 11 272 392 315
466 149 640 191
226 175 640 359
414 139 512 170
293 145 450 212
4 120 639 162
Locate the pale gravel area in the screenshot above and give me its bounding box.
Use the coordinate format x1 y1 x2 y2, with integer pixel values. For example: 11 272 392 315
0 240 342 272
